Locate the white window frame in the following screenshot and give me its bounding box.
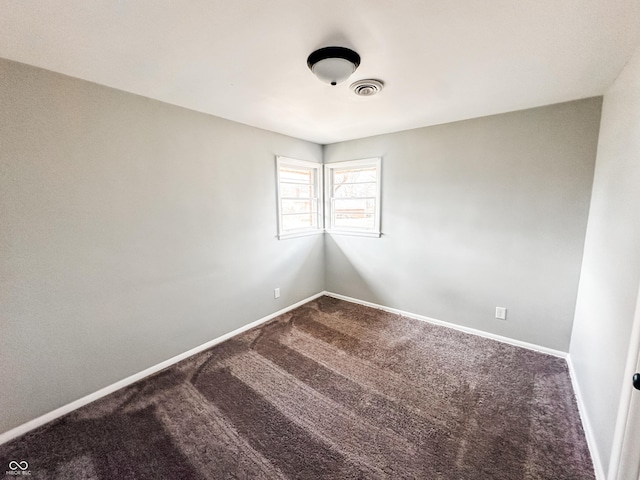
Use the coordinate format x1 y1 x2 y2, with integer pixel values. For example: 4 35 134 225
276 156 323 239
325 157 382 237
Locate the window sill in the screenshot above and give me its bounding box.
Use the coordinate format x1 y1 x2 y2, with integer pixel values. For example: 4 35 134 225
278 230 324 240
278 230 382 240
325 230 381 238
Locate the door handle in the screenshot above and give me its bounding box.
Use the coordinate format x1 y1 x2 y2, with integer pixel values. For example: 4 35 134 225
634 373 640 390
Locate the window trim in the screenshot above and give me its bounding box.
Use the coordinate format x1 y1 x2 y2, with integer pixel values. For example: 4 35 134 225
324 157 382 237
276 156 323 240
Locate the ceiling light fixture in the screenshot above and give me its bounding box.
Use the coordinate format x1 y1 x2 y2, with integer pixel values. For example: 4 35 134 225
307 46 361 86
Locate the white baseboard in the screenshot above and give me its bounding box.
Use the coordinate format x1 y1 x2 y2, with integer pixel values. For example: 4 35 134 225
323 291 567 358
0 292 324 446
566 354 605 480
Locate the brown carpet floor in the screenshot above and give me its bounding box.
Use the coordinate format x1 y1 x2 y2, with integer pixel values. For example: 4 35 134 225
0 296 594 479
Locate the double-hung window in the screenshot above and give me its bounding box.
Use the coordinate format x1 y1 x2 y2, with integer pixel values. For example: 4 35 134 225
325 158 381 237
276 156 322 239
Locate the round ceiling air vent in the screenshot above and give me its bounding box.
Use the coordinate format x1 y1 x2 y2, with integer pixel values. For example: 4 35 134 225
350 79 384 96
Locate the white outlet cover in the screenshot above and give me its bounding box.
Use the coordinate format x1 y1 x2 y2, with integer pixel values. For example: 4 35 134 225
495 307 507 320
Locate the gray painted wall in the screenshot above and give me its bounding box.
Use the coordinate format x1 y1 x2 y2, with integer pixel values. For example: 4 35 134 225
324 99 602 352
0 56 608 442
570 48 640 475
0 59 323 434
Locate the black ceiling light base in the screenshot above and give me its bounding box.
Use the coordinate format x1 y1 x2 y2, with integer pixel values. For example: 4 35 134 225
307 46 361 86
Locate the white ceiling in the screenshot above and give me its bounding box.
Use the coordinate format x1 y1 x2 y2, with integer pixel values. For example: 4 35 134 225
1 1 639 144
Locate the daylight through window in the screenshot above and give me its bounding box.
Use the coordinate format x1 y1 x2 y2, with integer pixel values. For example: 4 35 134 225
276 157 322 239
325 158 381 237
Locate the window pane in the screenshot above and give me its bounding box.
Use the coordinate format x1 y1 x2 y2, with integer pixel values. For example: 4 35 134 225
326 159 380 234
334 213 375 230
333 197 376 229
277 157 323 238
281 167 313 184
282 199 314 214
333 198 375 216
333 167 377 184
282 213 317 231
280 183 313 198
333 182 376 198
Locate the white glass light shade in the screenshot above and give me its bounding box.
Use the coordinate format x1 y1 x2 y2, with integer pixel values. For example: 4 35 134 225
307 47 361 86
311 57 357 85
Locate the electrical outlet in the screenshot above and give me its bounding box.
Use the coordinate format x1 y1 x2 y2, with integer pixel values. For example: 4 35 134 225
495 307 507 320
274 288 280 299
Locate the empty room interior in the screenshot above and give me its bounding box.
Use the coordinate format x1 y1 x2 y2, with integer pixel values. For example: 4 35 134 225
1 1 640 479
